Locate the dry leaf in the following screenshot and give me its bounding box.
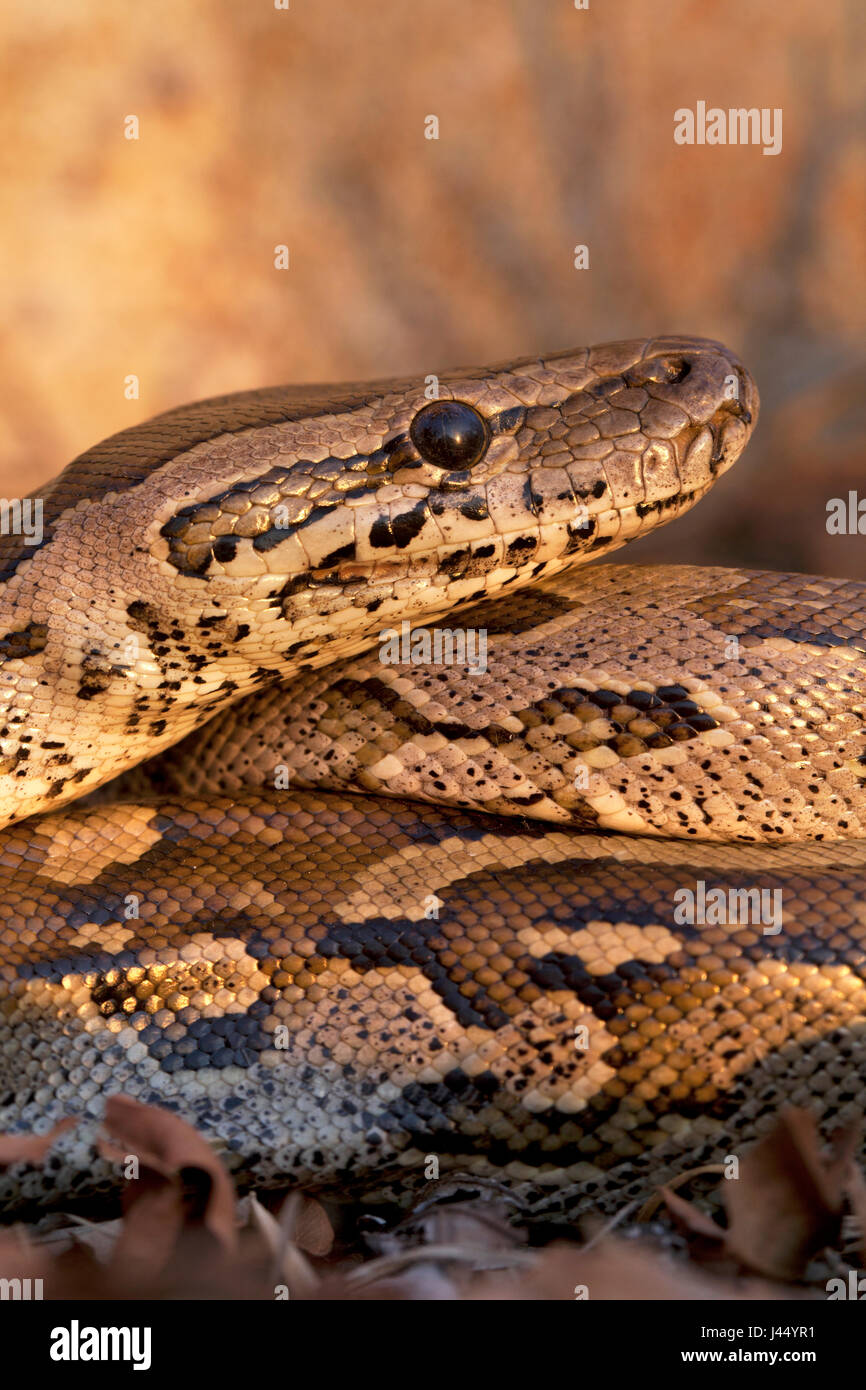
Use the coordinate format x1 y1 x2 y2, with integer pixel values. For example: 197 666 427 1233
0 1115 78 1168
282 1192 334 1257
658 1109 858 1282
723 1109 855 1280
661 1185 728 1243
239 1192 327 1296
98 1095 237 1282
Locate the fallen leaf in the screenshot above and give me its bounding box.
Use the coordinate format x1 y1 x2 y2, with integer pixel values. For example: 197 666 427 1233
659 1109 858 1281
723 1109 856 1279
98 1094 237 1283
0 1115 78 1168
281 1192 334 1257
661 1185 728 1243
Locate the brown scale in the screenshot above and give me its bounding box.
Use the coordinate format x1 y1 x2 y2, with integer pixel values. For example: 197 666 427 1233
4 791 865 1214
513 683 720 757
159 462 374 576
131 566 865 843
686 572 866 651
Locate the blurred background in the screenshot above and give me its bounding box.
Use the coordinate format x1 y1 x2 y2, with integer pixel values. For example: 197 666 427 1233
0 0 862 576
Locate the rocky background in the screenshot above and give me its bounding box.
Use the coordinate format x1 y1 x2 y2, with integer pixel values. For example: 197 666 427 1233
0 0 862 576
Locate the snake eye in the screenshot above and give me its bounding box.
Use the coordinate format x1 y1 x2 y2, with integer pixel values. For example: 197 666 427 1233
409 400 489 470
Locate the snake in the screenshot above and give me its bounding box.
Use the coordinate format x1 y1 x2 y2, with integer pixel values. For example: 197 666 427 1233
0 334 864 1220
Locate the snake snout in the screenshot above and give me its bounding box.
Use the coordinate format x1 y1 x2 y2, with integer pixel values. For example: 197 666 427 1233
640 338 760 484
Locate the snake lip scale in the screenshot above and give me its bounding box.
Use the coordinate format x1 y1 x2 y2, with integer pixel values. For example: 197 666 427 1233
0 335 863 1219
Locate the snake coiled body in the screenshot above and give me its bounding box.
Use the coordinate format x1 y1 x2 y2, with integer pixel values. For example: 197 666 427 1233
0 336 863 1216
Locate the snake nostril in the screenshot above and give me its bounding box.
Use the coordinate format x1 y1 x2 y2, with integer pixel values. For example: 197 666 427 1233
623 355 691 389
665 357 691 384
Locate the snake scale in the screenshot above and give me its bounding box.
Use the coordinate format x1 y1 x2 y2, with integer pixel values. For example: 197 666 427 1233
0 335 864 1219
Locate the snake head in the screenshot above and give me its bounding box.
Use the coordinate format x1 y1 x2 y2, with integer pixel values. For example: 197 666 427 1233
0 337 757 827
151 336 758 611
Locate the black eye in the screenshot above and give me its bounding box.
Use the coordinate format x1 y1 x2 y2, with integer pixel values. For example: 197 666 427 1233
409 400 489 470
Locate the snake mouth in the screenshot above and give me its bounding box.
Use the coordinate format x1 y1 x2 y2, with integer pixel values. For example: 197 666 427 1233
728 361 759 428
707 372 760 479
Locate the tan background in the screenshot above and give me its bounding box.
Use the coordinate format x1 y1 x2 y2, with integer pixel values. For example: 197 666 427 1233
0 0 862 576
